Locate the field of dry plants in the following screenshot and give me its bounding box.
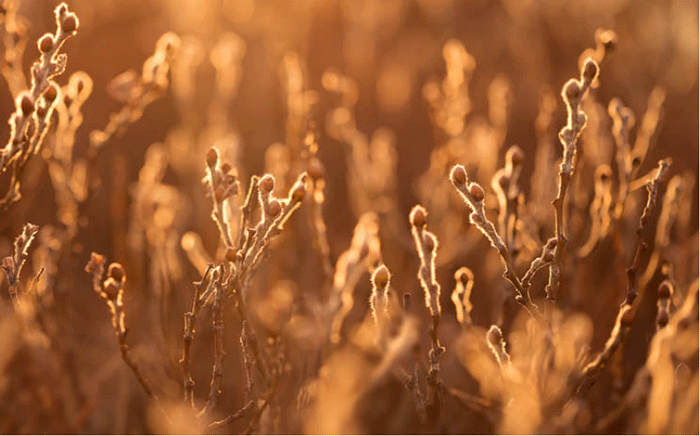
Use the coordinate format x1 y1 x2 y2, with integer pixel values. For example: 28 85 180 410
0 0 697 434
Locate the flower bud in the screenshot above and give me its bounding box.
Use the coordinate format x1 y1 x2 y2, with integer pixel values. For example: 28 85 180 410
38 34 54 53
43 85 58 103
259 174 275 193
656 311 669 328
410 205 427 228
372 265 390 289
657 281 672 299
469 184 484 201
455 267 473 284
102 278 119 300
450 165 467 185
20 95 34 115
61 13 78 33
108 263 125 282
582 58 599 83
268 199 282 218
205 148 218 168
563 79 581 102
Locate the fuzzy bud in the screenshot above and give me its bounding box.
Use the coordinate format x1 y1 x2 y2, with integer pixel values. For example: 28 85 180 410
450 165 467 186
268 199 282 218
410 205 427 228
486 325 503 347
563 79 581 102
372 265 390 289
582 58 599 83
61 13 78 33
205 148 218 168
102 278 119 300
38 34 54 53
657 281 672 300
2 256 15 270
259 174 275 193
455 267 473 284
423 232 437 253
656 311 669 328
43 85 58 103
108 263 125 282
469 184 484 201
214 185 226 203
220 162 233 175
20 95 34 115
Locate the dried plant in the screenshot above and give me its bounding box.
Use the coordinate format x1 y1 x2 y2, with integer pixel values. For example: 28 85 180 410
0 3 695 435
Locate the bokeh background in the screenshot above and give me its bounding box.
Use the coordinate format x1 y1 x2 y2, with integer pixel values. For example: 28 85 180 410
0 0 697 433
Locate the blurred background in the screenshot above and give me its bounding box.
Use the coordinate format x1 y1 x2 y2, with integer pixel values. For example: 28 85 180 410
0 0 697 433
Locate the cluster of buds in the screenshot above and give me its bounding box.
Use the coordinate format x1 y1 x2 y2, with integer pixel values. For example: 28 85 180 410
559 58 598 176
451 164 536 313
206 147 239 203
85 253 127 336
1 3 78 169
226 172 307 279
451 165 506 257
